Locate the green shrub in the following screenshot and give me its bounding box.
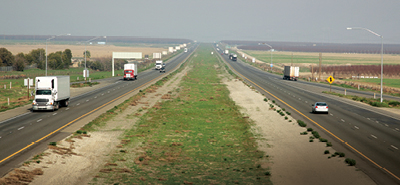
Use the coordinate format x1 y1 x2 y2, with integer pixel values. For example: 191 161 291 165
307 128 313 132
388 100 400 107
326 142 332 147
297 120 307 127
263 98 268 102
319 138 328 142
285 116 288 120
338 152 345 157
345 158 356 166
49 142 57 146
311 131 320 138
286 111 291 115
272 100 275 103
324 150 330 154
300 131 308 135
280 112 285 116
282 108 285 111
309 139 314 142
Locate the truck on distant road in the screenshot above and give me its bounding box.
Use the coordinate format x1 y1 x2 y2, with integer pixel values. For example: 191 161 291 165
160 63 166 73
123 63 138 80
232 54 237 61
283 66 299 81
155 60 163 70
32 76 70 111
224 50 229 55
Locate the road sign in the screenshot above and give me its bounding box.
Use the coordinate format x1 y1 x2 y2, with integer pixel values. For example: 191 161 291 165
326 76 335 84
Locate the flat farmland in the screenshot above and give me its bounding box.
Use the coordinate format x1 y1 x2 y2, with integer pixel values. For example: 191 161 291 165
0 44 166 58
244 50 400 65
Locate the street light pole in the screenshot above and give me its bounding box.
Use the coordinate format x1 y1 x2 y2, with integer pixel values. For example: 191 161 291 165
259 43 273 72
347 27 384 102
45 34 71 76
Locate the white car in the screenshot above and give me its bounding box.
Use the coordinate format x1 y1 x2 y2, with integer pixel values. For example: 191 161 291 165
312 102 329 114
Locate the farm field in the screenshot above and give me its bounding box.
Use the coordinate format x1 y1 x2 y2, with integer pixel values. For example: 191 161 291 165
243 50 400 66
0 44 166 58
240 50 400 91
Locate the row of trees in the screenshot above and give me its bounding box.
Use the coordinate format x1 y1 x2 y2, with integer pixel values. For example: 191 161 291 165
0 47 72 71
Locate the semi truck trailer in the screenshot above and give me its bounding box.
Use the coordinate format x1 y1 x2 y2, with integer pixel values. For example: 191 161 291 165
283 66 299 81
32 76 70 111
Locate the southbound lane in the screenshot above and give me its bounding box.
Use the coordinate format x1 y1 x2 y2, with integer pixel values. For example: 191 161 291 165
0 45 197 176
216 47 400 184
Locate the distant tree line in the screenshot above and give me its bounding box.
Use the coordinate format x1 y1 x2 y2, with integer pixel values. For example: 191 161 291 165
0 47 72 71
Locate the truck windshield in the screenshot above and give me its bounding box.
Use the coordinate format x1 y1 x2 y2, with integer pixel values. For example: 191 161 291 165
125 70 133 73
36 90 51 95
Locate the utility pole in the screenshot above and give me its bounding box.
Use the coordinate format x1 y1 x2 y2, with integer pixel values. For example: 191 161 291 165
319 53 322 81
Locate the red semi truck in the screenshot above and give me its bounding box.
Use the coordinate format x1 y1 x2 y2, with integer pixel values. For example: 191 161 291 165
124 63 138 80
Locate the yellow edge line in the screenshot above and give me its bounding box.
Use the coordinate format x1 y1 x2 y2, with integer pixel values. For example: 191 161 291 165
0 51 192 165
222 55 400 181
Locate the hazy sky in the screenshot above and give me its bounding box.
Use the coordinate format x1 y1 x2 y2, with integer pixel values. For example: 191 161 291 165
1 0 399 44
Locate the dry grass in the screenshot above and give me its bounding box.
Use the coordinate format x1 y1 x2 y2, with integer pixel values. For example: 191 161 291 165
0 168 43 184
1 44 166 58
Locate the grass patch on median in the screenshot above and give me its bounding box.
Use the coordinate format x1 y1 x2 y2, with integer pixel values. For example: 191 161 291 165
94 44 271 184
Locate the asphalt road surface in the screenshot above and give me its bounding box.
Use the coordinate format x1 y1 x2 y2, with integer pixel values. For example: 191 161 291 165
0 44 197 177
216 46 400 185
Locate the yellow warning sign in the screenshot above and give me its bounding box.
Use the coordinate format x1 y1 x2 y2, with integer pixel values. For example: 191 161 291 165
326 76 335 84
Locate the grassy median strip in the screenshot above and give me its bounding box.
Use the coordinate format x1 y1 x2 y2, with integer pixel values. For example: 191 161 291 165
94 45 271 184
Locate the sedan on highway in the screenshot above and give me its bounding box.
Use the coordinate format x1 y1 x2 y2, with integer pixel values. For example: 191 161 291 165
312 102 329 114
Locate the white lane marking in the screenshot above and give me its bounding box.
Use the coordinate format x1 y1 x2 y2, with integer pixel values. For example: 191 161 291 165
371 135 377 139
0 112 31 125
367 118 370 120
77 103 80 106
391 145 398 150
37 119 42 122
384 124 388 127
354 126 359 129
95 96 97 98
341 119 345 122
18 127 24 130
53 113 57 115
305 101 308 103
66 108 69 110
108 91 110 93
396 128 399 131
376 121 379 123
330 113 333 116
102 94 104 95
86 100 89 102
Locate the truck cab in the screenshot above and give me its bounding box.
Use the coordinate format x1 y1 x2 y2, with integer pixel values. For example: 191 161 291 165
155 60 163 70
32 76 70 111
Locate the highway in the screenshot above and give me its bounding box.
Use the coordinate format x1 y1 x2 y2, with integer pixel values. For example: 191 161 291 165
216 46 400 185
0 45 196 177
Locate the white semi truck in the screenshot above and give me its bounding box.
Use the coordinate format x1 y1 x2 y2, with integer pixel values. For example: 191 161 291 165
155 60 163 70
224 50 229 55
283 66 299 81
32 76 70 111
123 63 138 80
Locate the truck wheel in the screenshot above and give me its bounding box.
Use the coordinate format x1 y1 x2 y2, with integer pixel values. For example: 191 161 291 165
64 100 69 107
